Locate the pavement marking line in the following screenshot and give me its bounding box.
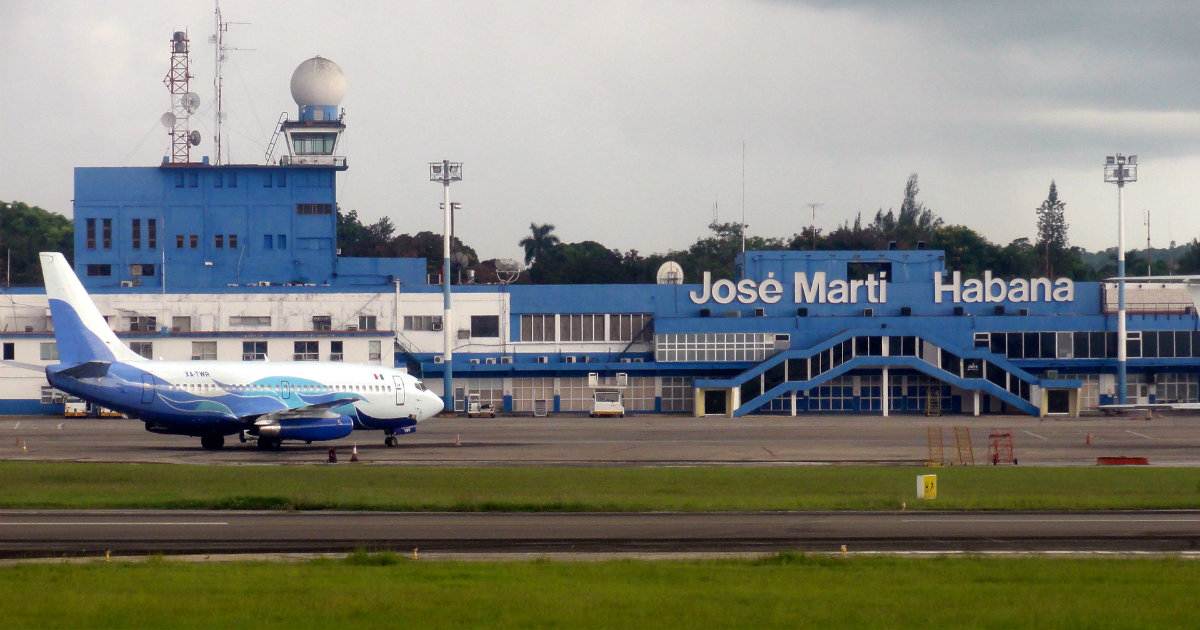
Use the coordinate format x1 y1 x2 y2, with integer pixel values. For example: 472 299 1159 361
0 522 229 526
1022 430 1048 441
900 518 1200 524
1126 430 1154 440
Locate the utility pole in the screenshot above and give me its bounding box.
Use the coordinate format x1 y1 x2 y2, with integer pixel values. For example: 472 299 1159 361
430 160 463 412
740 142 747 255
1145 209 1152 276
1104 153 1138 405
806 202 823 250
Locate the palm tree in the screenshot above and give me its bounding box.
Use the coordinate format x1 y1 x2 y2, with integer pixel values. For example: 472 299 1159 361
519 223 560 265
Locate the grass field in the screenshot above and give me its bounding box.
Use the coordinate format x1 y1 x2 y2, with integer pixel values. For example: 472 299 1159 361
3 461 1200 511
1 554 1197 628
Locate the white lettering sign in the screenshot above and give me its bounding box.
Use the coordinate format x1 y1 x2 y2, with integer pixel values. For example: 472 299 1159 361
687 269 1075 305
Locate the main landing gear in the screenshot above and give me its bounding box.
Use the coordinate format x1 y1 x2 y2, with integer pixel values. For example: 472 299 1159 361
256 437 282 451
200 434 225 450
384 435 399 448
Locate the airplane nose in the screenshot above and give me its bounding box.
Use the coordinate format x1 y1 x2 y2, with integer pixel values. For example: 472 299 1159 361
421 390 443 419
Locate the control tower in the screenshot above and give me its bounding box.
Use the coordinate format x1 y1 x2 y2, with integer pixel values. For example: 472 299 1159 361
279 56 348 169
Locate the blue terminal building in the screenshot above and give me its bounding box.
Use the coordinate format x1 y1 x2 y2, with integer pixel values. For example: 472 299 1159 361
3 57 1200 417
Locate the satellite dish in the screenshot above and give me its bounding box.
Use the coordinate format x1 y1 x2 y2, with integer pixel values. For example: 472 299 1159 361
656 261 684 285
182 92 202 114
188 130 202 146
160 112 177 128
495 259 522 285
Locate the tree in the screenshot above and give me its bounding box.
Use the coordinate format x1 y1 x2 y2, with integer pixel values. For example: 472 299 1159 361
1035 181 1069 276
518 223 560 281
1177 240 1200 274
0 201 73 286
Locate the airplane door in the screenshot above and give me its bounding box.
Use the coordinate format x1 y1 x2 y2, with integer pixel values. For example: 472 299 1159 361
393 375 405 406
140 374 155 404
280 380 291 400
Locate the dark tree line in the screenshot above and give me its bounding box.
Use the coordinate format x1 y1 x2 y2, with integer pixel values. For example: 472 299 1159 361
0 201 73 286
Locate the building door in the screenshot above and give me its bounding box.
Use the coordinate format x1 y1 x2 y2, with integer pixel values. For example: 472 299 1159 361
1046 389 1070 415
393 375 405 406
704 390 727 416
140 374 155 405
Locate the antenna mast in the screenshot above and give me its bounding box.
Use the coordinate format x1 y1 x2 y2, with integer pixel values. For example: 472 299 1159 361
1145 209 1151 275
162 31 197 163
806 202 823 250
211 0 248 165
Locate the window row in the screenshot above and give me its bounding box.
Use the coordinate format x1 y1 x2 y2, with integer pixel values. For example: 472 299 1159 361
519 314 652 343
655 332 777 363
979 330 1200 360
118 340 382 363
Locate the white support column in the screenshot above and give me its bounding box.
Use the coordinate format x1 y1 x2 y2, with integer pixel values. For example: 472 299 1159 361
881 367 890 417
790 391 797 416
973 390 980 417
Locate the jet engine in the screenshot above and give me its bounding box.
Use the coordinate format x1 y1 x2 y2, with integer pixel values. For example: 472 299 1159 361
256 416 354 442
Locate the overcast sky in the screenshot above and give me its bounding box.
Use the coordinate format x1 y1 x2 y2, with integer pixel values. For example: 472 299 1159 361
3 1 1199 261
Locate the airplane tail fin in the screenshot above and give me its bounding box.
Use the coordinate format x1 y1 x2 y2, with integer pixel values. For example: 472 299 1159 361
39 252 143 364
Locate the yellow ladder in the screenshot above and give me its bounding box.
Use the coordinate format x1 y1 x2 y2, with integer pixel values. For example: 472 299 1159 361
953 426 975 465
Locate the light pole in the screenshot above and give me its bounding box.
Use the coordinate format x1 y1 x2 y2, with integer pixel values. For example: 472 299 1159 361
430 160 462 411
1104 153 1137 404
806 202 823 250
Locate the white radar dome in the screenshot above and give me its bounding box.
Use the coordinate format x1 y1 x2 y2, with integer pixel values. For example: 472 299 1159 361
290 56 347 107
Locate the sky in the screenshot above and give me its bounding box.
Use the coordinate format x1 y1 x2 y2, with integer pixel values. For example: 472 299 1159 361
3 0 1199 261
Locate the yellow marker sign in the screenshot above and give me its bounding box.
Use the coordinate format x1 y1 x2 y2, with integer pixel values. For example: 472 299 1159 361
917 474 937 500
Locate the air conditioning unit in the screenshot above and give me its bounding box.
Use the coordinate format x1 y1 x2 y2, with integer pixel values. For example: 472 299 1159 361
347 325 358 332
433 356 445 364
620 358 633 364
430 320 443 331
699 308 711 317
485 357 497 365
469 358 480 365
582 356 593 363
632 358 644 363
863 308 874 317
754 307 766 317
500 356 513 364
900 306 912 316
564 356 577 363
796 307 808 317
119 280 134 288
1018 308 1030 317
257 281 272 287
457 329 471 340
953 306 965 316
536 356 549 364
993 305 1005 316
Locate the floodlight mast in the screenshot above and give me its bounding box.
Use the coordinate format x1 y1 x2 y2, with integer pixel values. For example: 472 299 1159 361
1104 153 1138 404
430 160 462 411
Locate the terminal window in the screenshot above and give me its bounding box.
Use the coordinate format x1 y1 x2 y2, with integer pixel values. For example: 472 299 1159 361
519 314 555 342
129 342 153 359
293 341 319 361
312 316 332 331
2 342 14 360
230 316 271 327
264 234 274 249
86 219 96 249
228 234 238 249
296 203 334 215
560 314 603 342
128 316 157 332
189 234 198 249
148 219 157 249
610 314 652 342
176 235 184 248
358 315 377 331
171 316 192 333
471 315 500 338
39 343 58 361
215 235 224 249
85 264 111 277
129 264 155 277
368 340 382 362
191 341 217 361
242 341 268 361
404 315 443 331
329 340 344 362
102 219 112 249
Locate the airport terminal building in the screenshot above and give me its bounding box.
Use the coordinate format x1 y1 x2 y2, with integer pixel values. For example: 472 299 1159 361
4 59 1200 418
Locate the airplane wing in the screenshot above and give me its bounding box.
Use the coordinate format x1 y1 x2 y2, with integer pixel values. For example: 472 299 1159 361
253 399 356 423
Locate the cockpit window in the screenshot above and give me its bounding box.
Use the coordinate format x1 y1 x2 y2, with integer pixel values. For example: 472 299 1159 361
414 381 428 392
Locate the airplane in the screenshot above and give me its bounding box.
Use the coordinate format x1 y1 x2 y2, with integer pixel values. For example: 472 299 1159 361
38 252 444 450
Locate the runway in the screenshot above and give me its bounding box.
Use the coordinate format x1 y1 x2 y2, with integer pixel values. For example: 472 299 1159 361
5 413 1200 466
2 510 1199 557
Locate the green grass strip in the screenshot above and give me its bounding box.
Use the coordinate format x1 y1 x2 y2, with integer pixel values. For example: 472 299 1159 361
2 461 1200 511
2 554 1198 628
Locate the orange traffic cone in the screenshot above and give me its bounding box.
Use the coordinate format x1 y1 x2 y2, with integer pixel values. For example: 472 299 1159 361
350 443 359 462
